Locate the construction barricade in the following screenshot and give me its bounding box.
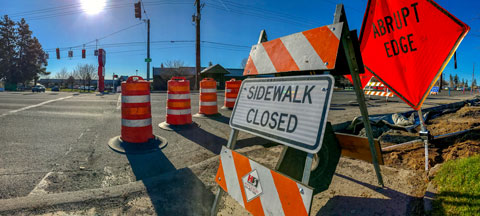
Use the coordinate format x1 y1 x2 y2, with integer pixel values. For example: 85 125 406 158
364 81 394 101
159 77 194 130
108 76 166 154
194 78 220 117
222 78 242 109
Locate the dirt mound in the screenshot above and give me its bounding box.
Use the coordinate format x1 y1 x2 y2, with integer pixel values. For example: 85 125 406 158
381 105 480 171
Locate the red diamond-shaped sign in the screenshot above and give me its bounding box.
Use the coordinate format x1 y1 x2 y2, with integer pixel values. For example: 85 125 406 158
359 0 469 110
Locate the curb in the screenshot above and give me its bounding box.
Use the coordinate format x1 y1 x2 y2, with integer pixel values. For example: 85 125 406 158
0 168 188 213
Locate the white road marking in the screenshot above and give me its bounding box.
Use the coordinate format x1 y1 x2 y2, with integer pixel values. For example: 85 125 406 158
0 96 73 118
116 94 122 110
29 171 55 196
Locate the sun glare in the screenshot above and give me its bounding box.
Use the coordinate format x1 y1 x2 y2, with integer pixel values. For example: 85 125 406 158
80 0 106 15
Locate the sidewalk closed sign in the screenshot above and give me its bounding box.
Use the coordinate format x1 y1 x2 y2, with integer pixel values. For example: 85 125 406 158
230 75 334 154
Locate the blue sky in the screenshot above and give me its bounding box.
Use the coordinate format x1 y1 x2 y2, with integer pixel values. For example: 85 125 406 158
1 0 479 82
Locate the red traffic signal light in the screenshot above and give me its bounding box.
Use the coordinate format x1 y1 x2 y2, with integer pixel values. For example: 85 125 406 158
134 2 141 19
113 75 118 78
56 48 60 59
82 49 86 59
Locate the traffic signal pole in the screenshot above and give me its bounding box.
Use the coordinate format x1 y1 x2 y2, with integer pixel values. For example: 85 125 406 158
147 19 150 82
195 0 201 90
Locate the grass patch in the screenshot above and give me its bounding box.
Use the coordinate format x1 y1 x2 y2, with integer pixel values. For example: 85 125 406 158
432 155 480 215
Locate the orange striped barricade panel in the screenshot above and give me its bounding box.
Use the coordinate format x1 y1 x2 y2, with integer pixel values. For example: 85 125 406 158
121 76 153 143
364 90 394 97
198 78 218 115
243 22 343 76
224 79 242 109
216 146 313 216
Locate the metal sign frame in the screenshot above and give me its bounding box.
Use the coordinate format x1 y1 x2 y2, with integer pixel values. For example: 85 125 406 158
211 4 385 215
229 75 334 154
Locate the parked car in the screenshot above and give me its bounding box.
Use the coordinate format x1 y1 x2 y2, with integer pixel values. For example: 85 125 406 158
51 86 59 91
32 85 45 92
89 86 96 91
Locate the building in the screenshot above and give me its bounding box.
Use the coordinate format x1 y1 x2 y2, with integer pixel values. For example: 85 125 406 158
153 64 247 90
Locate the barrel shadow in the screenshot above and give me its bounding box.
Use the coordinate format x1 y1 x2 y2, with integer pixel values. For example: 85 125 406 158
127 152 213 215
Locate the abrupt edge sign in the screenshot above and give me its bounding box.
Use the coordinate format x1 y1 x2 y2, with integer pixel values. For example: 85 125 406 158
359 0 470 110
230 75 334 154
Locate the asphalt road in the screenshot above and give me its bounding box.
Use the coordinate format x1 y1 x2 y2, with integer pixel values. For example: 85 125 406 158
0 89 476 201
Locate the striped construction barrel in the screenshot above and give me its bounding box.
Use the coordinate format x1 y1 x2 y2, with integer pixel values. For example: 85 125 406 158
121 76 153 143
166 77 192 125
198 78 218 115
224 79 242 109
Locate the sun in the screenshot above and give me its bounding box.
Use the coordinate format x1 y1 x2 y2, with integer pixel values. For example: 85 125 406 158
80 0 106 15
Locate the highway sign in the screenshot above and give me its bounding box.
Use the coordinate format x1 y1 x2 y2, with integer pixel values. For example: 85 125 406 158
359 0 470 110
145 58 152 62
230 75 334 154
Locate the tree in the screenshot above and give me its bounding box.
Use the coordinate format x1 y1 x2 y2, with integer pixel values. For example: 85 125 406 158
449 74 454 88
0 15 18 84
0 16 47 86
74 64 97 92
473 79 477 89
164 60 187 76
454 74 459 87
66 75 75 91
241 58 248 69
55 67 69 88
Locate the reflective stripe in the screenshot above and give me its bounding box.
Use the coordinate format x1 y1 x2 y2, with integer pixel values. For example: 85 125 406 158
121 118 151 127
249 160 285 216
226 88 232 93
200 101 217 106
221 148 245 207
297 182 313 213
122 95 150 103
168 93 190 100
167 109 191 115
226 98 236 102
200 88 217 93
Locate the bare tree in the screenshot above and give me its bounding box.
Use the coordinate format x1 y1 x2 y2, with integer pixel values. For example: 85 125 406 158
164 60 187 76
74 64 97 92
55 67 69 88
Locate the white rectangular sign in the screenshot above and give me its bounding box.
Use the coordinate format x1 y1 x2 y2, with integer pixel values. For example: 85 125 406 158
230 75 334 154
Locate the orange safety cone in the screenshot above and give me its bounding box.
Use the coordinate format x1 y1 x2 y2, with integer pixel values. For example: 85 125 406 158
194 78 220 118
108 76 167 154
159 77 196 130
222 78 242 109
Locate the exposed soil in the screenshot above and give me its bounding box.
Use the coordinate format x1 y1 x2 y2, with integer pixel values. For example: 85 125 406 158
381 106 480 171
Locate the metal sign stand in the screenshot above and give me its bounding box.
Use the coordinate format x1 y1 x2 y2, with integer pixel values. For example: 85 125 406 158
333 4 384 187
417 109 430 171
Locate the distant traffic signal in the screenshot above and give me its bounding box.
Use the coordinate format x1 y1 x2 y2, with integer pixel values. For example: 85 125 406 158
113 75 118 78
82 49 86 59
68 50 73 58
134 2 141 19
56 48 60 59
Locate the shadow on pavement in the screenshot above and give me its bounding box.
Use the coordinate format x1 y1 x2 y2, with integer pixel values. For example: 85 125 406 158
127 151 214 215
177 125 276 155
316 173 422 215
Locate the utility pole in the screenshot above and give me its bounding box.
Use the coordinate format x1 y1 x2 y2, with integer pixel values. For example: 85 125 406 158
147 19 151 82
439 74 443 92
195 0 201 90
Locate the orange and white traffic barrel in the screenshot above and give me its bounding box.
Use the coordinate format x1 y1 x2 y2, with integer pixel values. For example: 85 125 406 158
108 76 166 154
222 78 242 109
159 77 195 130
194 78 220 117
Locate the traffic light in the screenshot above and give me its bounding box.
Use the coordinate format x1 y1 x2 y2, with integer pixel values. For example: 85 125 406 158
134 2 141 19
94 49 99 56
113 75 118 78
82 49 86 59
68 50 73 58
56 48 60 59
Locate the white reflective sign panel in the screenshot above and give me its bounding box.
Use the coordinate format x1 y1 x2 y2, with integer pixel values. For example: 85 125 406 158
230 75 334 154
